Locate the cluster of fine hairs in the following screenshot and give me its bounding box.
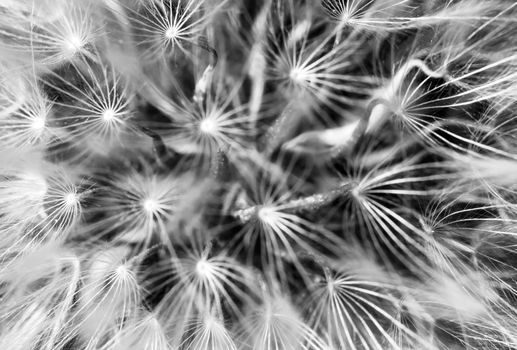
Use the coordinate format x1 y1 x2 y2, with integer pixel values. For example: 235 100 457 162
2 0 517 349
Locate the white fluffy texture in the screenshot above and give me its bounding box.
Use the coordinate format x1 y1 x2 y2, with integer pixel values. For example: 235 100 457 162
1 0 517 349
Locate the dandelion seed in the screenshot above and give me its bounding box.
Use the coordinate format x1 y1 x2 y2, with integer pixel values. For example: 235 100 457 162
155 71 253 162
240 288 330 350
106 313 171 350
2 1 517 349
126 0 227 60
41 55 136 158
229 162 346 285
153 229 256 329
195 258 214 278
85 167 185 249
182 312 237 350
0 1 97 66
266 12 375 119
78 247 141 347
0 70 53 148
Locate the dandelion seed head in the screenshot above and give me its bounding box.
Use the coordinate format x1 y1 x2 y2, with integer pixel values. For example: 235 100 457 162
196 258 215 278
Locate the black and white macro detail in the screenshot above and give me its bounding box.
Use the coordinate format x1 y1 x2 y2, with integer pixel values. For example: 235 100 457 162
1 0 517 349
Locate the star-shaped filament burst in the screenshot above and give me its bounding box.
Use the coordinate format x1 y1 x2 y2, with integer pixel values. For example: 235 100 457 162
127 0 227 60
86 169 184 250
42 56 134 151
41 171 84 239
77 246 141 347
266 9 375 120
0 244 80 350
181 312 237 350
369 56 516 158
198 115 220 136
0 68 25 119
160 74 252 161
305 265 425 350
0 169 48 226
320 0 441 30
339 150 460 271
104 312 171 350
0 161 85 252
0 74 53 149
228 161 345 286
0 1 96 67
142 228 256 341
